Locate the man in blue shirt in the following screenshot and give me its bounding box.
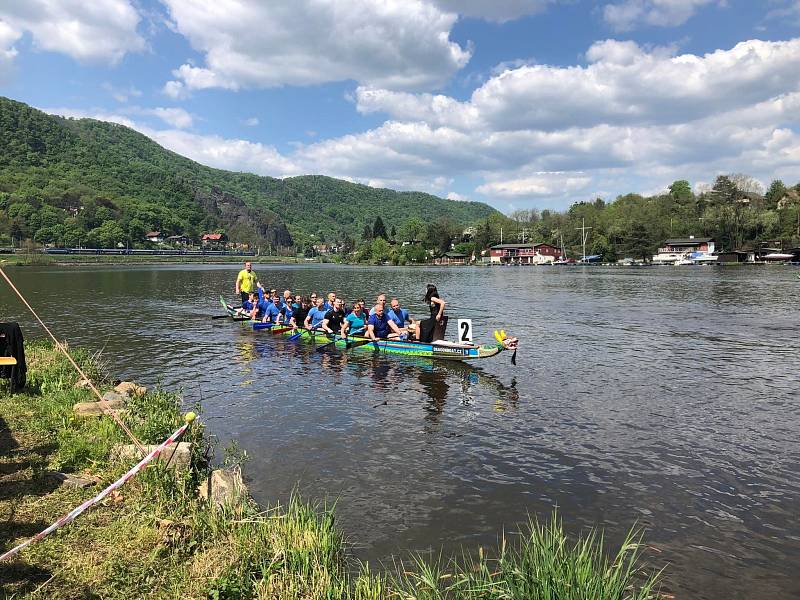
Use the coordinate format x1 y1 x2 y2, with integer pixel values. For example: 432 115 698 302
262 295 282 323
367 303 402 340
387 298 414 332
305 297 328 329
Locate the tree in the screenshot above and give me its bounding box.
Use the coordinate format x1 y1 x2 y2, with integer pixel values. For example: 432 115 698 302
389 225 396 241
372 215 387 240
371 237 391 263
398 217 425 242
626 221 653 261
668 180 693 202
764 179 786 210
711 175 737 204
361 223 372 241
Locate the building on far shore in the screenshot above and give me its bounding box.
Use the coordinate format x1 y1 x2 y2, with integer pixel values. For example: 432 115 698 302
652 237 715 264
144 231 163 243
489 243 560 265
201 233 227 249
435 251 468 265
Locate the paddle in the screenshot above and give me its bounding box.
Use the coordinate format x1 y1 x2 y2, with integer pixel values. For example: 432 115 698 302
253 322 275 330
289 324 320 341
315 333 340 353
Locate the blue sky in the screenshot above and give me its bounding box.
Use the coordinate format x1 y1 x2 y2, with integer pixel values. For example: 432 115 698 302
1 0 799 212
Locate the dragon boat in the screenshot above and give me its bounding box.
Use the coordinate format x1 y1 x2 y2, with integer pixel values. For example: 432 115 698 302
220 296 518 362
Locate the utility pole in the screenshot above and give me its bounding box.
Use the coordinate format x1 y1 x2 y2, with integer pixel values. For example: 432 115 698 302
500 227 503 244
575 218 592 261
519 228 529 243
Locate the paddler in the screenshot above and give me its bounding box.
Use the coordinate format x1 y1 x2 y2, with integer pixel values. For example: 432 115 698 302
366 302 402 340
320 298 347 336
290 297 310 330
323 292 337 311
261 295 282 323
343 300 367 336
305 297 327 329
387 298 415 338
368 293 387 315
235 261 259 305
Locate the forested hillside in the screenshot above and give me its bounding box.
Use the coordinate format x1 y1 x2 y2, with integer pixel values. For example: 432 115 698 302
0 97 497 249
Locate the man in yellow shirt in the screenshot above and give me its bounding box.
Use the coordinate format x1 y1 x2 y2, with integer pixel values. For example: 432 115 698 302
235 261 259 304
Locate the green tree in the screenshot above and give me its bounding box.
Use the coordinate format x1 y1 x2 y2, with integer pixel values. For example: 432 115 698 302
764 179 786 210
626 221 653 261
371 237 391 263
361 223 372 241
372 215 388 240
668 180 694 203
87 220 125 248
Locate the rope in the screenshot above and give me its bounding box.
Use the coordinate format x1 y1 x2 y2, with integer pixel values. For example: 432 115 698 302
0 417 193 562
0 266 146 454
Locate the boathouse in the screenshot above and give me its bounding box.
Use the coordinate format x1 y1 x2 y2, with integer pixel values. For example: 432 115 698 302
652 236 715 264
489 243 560 265
435 251 468 265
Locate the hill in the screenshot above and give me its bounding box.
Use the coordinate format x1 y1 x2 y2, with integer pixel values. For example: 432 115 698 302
0 96 498 249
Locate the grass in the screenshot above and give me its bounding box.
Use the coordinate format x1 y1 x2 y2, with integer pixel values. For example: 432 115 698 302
1 342 664 599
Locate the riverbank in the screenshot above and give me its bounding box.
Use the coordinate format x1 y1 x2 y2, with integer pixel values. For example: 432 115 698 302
1 342 663 599
0 254 309 267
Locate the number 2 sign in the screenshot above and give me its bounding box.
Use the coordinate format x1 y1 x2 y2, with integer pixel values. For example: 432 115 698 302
458 319 473 343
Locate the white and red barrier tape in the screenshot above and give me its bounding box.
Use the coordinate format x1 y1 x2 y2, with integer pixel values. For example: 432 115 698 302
0 419 192 562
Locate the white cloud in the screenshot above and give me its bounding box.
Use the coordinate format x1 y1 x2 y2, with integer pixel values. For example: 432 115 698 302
477 173 592 197
160 0 470 92
446 191 469 201
43 107 138 129
149 107 193 129
162 80 188 100
0 0 145 64
603 0 718 31
242 117 259 127
357 38 800 132
0 20 21 81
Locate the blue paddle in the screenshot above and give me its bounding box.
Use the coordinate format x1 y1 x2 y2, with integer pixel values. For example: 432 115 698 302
253 322 275 330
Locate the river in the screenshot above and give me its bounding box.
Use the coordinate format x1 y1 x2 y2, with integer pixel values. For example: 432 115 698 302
1 263 799 599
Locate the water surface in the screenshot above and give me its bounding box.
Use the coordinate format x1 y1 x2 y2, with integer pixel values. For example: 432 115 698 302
2 263 799 599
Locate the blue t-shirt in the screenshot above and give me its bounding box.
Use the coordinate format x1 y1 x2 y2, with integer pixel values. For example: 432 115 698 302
254 299 271 319
323 301 333 311
264 303 281 322
368 313 391 338
242 299 255 311
346 311 367 331
308 306 326 327
387 307 409 327
280 305 293 323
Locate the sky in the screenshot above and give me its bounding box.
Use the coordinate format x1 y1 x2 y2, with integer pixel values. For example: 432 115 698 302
1 0 799 213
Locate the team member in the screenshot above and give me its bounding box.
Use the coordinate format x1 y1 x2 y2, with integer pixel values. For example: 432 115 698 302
290 297 310 330
387 298 414 336
252 290 272 321
343 301 368 336
262 295 282 323
417 284 447 343
235 262 259 305
366 302 402 340
237 292 258 317
305 297 327 329
320 298 347 335
283 290 293 307
278 298 294 325
323 292 337 311
368 293 387 315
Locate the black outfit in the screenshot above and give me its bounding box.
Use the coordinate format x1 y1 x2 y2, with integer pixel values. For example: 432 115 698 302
417 295 448 343
292 306 309 326
323 308 345 331
0 322 26 392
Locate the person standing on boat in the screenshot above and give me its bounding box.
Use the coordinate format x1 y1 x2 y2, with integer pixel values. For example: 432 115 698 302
417 284 447 343
235 262 259 305
366 303 402 340
343 301 367 336
321 298 347 336
305 297 327 329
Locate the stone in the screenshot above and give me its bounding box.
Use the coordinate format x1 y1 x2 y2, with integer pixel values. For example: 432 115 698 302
47 472 98 489
74 378 93 389
197 468 247 507
73 395 127 417
101 391 129 404
114 381 147 397
111 442 193 474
